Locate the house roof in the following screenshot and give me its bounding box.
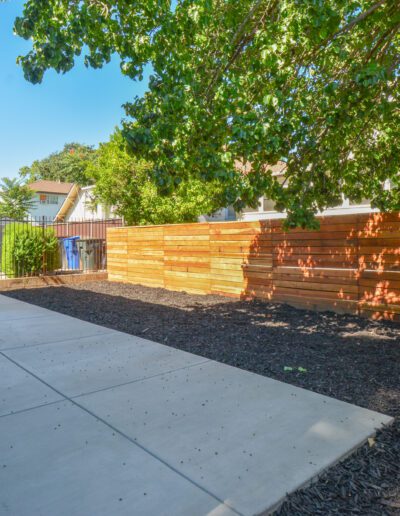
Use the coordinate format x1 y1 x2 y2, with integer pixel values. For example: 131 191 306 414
54 184 80 222
28 180 74 195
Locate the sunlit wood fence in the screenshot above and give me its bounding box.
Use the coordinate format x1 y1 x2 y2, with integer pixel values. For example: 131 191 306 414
107 213 400 321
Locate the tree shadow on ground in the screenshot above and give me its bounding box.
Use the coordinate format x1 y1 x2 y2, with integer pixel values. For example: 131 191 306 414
5 282 400 417
4 282 400 515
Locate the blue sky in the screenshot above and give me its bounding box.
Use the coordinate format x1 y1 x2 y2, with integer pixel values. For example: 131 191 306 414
0 0 149 179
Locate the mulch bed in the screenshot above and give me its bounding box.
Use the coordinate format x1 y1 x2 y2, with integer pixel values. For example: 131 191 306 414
6 281 400 515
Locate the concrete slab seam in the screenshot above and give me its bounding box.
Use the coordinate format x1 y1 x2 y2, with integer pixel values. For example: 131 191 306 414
0 329 115 352
0 398 65 420
71 359 212 400
0 350 242 516
0 313 53 323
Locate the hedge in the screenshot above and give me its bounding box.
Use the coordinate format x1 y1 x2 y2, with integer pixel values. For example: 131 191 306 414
1 222 60 278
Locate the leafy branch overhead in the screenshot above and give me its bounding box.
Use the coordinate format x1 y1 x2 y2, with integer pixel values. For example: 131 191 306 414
14 0 400 227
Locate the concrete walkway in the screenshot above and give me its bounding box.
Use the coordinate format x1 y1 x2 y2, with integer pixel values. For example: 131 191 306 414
0 294 392 516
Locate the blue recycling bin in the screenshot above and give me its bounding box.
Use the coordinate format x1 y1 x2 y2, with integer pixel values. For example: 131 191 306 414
62 236 80 270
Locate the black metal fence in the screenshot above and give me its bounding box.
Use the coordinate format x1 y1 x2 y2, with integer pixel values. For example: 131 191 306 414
0 217 123 279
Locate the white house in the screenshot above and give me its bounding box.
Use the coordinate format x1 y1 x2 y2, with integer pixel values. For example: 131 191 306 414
25 181 117 222
27 168 383 224
58 184 235 223
55 185 117 221
238 161 385 222
27 180 75 220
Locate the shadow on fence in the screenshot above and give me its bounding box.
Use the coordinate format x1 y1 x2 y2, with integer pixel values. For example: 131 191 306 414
241 213 400 321
106 212 400 321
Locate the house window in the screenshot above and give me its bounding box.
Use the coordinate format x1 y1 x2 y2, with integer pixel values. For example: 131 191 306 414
39 194 58 205
349 198 370 206
262 197 276 212
241 199 262 213
241 206 259 213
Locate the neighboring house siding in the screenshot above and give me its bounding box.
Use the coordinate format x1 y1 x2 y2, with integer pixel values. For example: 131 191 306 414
28 193 68 220
239 197 379 221
66 186 235 222
65 186 116 221
238 164 392 221
198 207 236 222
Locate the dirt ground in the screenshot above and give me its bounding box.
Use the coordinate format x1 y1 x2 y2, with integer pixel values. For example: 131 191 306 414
6 281 400 515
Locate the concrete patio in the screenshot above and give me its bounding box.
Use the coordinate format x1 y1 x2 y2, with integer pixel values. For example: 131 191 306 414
0 294 393 516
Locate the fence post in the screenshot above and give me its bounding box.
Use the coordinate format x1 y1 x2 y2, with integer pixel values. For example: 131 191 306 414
356 215 360 317
41 216 46 276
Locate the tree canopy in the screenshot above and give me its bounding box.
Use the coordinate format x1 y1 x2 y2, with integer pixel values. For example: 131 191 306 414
87 129 228 225
20 143 96 186
0 178 37 219
14 1 400 227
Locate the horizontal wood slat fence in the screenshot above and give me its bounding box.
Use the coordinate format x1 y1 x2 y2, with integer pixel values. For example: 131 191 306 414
107 212 400 321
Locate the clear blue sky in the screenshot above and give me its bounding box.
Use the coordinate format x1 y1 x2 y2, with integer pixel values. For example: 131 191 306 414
0 0 149 179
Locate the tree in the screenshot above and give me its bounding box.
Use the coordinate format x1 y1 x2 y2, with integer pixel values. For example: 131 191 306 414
87 129 226 225
0 178 37 220
20 143 97 186
14 1 400 227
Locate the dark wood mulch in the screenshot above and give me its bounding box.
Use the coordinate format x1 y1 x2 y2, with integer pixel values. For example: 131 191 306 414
5 281 400 515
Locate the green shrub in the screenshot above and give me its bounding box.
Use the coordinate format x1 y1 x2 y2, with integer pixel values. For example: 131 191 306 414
1 223 60 278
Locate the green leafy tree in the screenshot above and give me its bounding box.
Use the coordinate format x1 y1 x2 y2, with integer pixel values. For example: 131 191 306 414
0 178 37 219
87 129 226 225
20 143 97 186
14 1 400 227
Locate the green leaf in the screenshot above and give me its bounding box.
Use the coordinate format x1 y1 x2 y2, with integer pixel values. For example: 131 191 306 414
13 0 400 228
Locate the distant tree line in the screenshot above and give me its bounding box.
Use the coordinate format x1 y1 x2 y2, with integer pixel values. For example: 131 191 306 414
19 143 97 186
0 132 225 223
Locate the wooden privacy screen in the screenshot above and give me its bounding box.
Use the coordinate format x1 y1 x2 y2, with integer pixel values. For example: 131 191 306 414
107 212 400 321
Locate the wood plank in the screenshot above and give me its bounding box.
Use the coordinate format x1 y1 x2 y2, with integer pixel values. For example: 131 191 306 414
211 278 245 288
164 235 209 241
209 227 265 236
211 234 271 242
210 271 245 280
107 215 400 320
166 265 211 274
358 301 400 314
209 221 262 230
272 286 358 301
273 279 358 293
271 293 359 315
164 226 210 235
272 267 359 280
